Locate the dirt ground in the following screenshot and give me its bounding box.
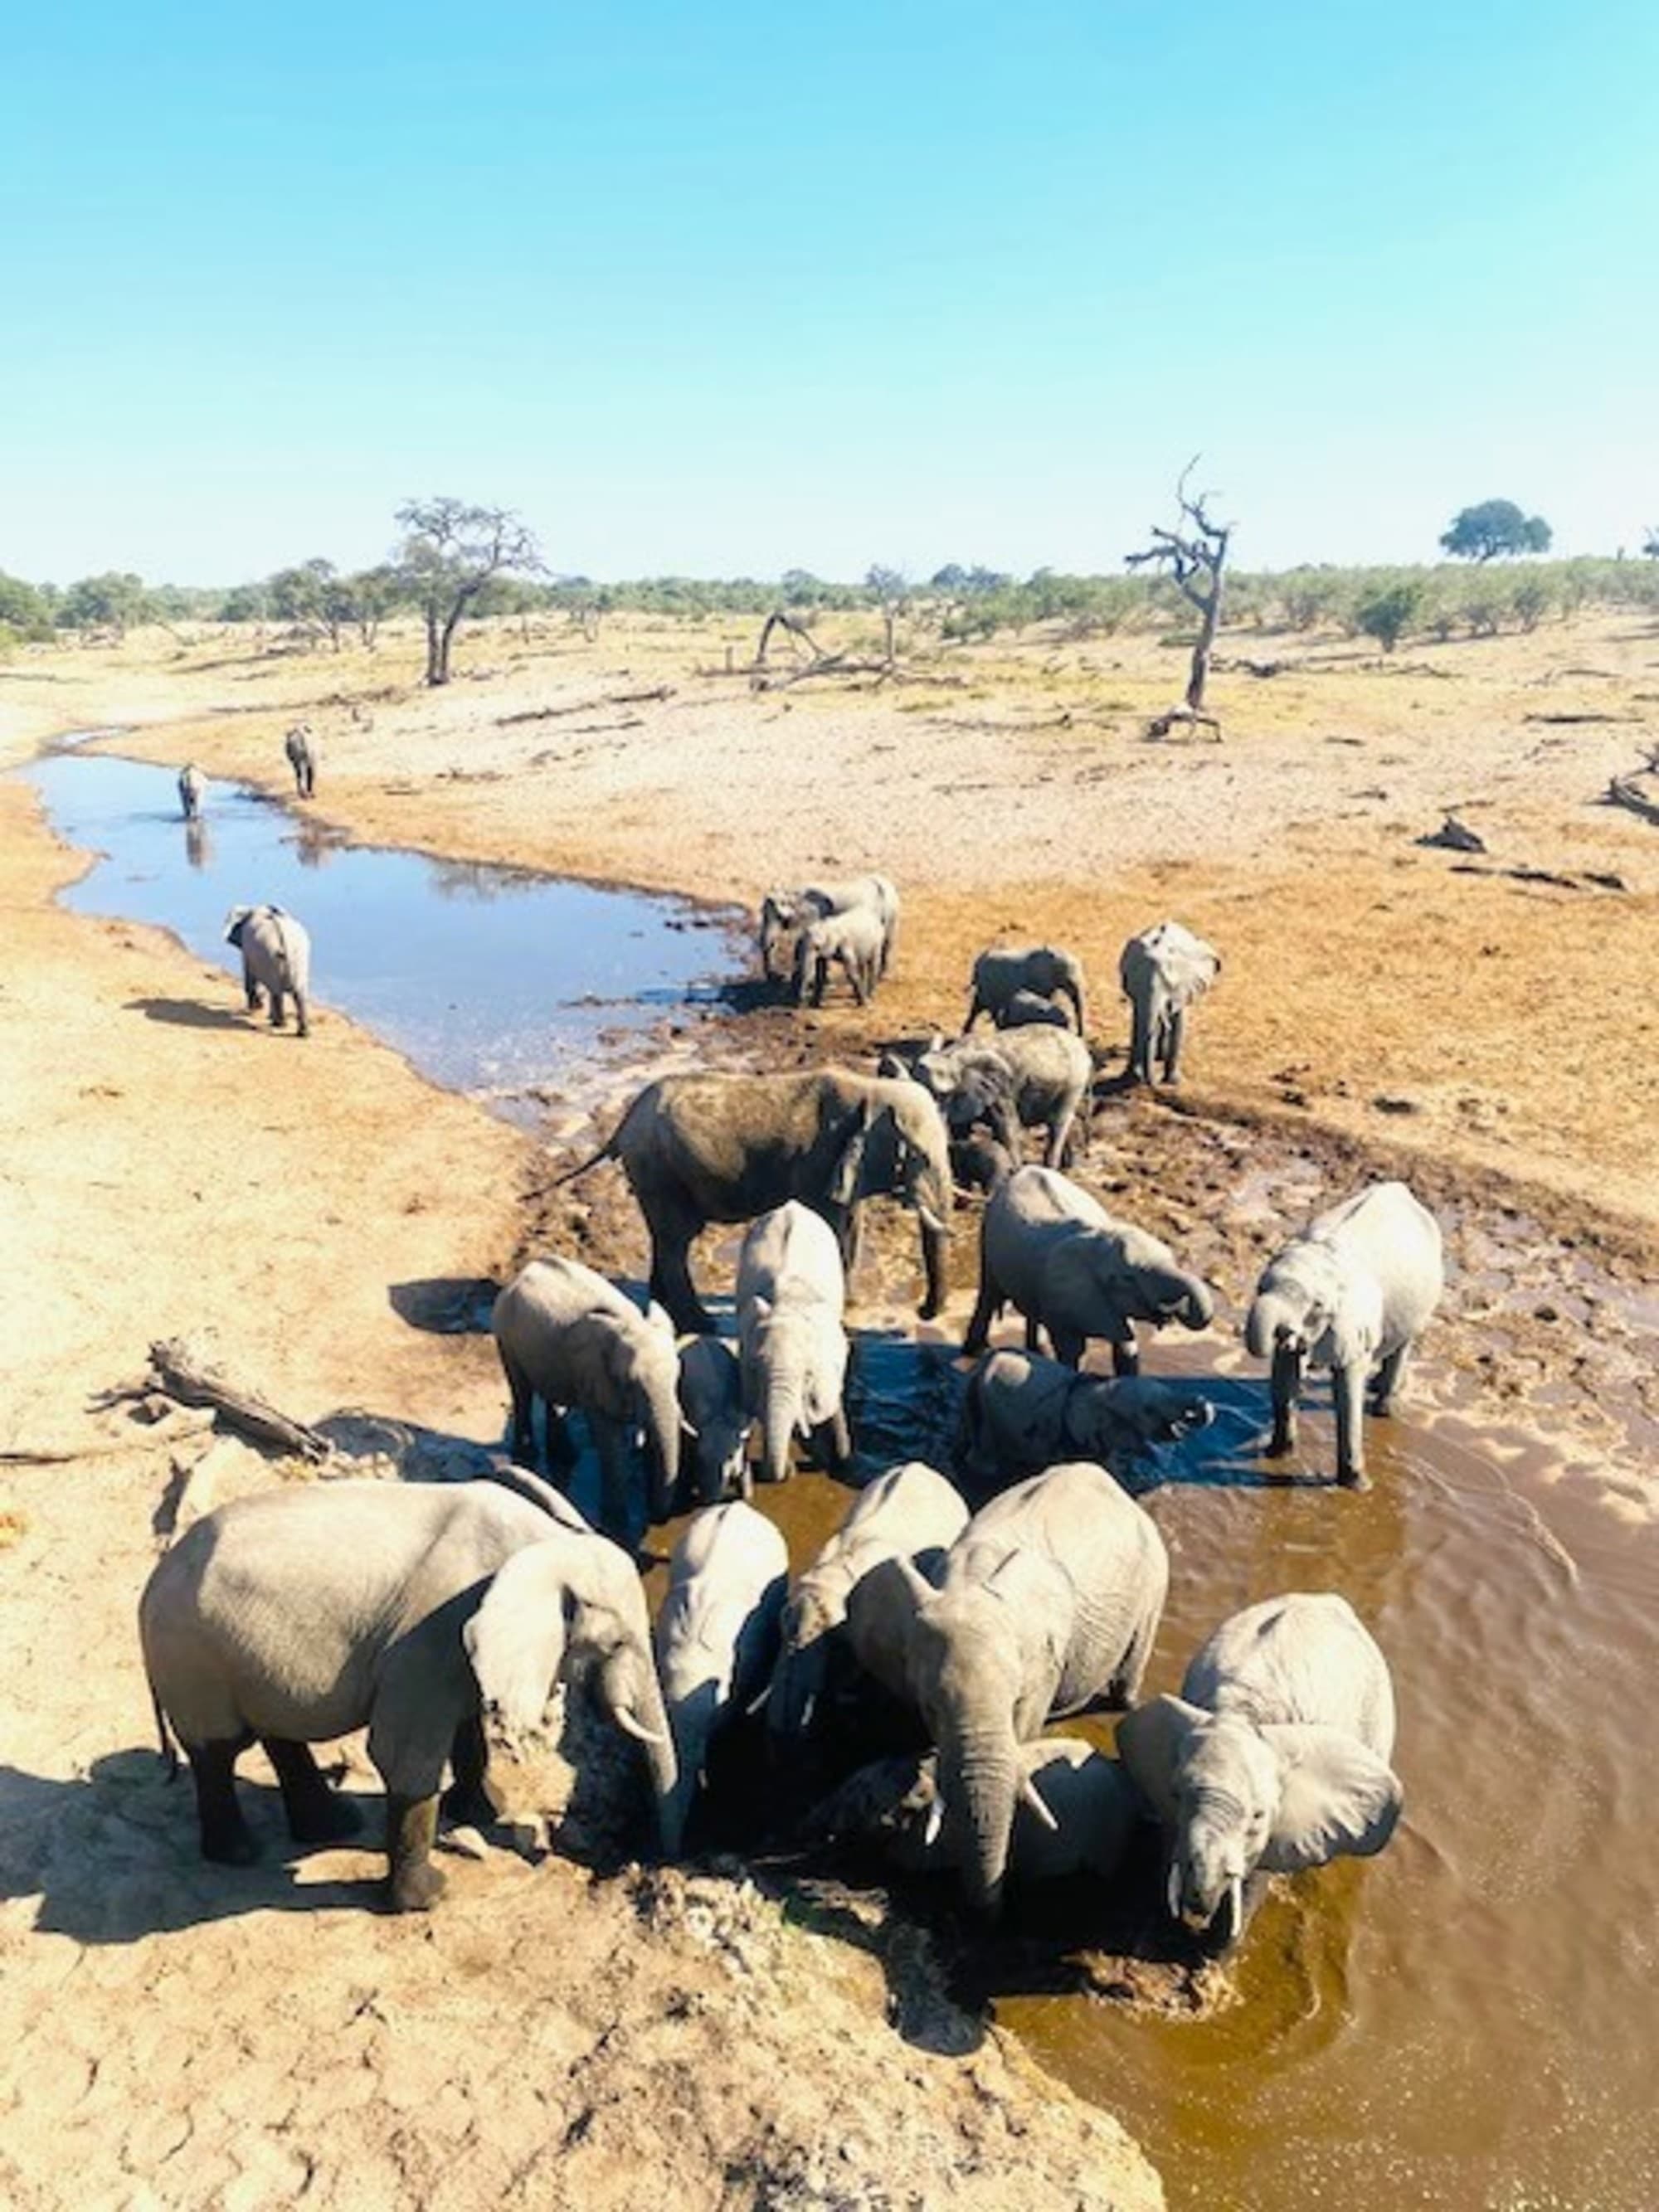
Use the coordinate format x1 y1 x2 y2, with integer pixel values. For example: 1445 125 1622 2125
1 605 1655 2210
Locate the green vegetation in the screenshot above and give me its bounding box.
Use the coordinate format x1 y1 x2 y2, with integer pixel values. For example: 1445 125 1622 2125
1354 579 1424 653
1439 498 1553 562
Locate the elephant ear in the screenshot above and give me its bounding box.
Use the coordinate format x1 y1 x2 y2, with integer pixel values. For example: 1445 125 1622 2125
1259 1723 1403 1872
1115 1694 1208 1825
844 1553 934 1702
464 1542 573 1744
828 1098 877 1208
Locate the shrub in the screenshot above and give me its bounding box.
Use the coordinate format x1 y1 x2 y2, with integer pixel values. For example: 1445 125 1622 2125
1355 580 1423 653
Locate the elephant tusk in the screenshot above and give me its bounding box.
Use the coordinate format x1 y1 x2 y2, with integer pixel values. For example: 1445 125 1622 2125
922 1795 945 1850
1019 1773 1059 1834
1167 1856 1184 1922
1225 1876 1243 1945
613 1708 669 1748
798 1689 816 1733
744 1680 771 1718
680 1415 699 1440
916 1203 950 1237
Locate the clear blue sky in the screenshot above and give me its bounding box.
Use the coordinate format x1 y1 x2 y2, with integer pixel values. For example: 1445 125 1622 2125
3 2 1654 584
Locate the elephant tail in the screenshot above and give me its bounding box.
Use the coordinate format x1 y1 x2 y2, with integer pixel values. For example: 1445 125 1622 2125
551 1134 618 1188
150 1685 180 1781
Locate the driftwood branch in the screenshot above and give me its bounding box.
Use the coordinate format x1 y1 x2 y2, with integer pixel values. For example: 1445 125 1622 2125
496 685 674 728
145 1338 332 1461
1606 773 1659 825
755 610 828 668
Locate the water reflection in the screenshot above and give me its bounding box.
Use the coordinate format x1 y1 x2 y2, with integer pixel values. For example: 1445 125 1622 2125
183 818 211 871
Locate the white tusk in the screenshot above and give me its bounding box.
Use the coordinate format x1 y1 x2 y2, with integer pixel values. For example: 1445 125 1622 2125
613 1708 669 1748
922 1795 945 1850
1019 1773 1059 1834
1226 1875 1243 1944
744 1680 771 1718
798 1689 816 1733
680 1415 698 1440
1167 1856 1184 1921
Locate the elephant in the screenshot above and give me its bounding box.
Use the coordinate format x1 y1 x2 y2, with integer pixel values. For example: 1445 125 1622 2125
956 1348 1213 1492
805 1738 1138 1888
139 1475 676 1912
1119 920 1220 1086
758 875 899 984
792 902 887 1007
224 904 311 1037
560 1067 953 1335
844 1461 1169 1913
1245 1179 1443 1489
965 944 1087 1036
654 1502 789 1856
284 722 318 797
677 1334 751 1505
178 763 205 821
949 1130 1015 1198
763 1460 969 1752
737 1202 851 1485
997 989 1069 1031
492 1257 685 1530
963 1164 1215 1374
1117 1592 1402 1950
912 1026 1095 1169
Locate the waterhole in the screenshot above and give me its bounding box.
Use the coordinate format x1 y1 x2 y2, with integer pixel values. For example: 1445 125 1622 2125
22 745 1659 2209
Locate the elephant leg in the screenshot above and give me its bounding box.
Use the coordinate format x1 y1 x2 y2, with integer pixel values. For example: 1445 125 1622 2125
1110 1335 1141 1378
849 957 870 1007
543 1403 580 1476
440 1714 502 1829
817 1406 853 1471
1371 1341 1411 1417
269 986 286 1028
264 1737 362 1845
1044 1104 1076 1170
242 959 261 1013
293 991 310 1040
963 1272 1001 1358
504 1361 537 1466
964 995 985 1033
1267 1342 1301 1456
1053 1325 1087 1368
1163 1009 1187 1085
384 1791 446 1912
591 1415 633 1536
1333 1364 1370 1490
647 1212 713 1336
1127 1001 1151 1085
188 1738 260 1865
1107 1603 1162 1709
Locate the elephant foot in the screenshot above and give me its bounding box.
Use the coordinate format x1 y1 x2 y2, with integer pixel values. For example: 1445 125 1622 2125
387 1857 447 1913
385 1793 446 1912
265 1738 364 1845
440 1779 502 1830
1264 1428 1294 1459
1370 1394 1396 1419
288 1795 363 1846
1336 1466 1373 1493
201 1822 261 1867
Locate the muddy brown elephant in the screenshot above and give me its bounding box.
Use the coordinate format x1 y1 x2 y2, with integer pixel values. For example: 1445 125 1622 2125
560 1068 953 1335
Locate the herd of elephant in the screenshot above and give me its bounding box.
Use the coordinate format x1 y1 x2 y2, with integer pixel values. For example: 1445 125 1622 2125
139 865 1444 1960
176 728 321 1035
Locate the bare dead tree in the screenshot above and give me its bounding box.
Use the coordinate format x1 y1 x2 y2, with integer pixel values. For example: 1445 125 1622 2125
1126 459 1232 740
753 608 828 671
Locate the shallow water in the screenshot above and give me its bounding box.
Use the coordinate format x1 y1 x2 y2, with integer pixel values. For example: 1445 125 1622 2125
22 752 735 1125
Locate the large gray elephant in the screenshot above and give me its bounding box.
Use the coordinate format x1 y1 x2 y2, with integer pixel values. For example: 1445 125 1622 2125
224 904 311 1037
963 1164 1214 1373
1118 920 1220 1086
759 874 899 984
957 1348 1213 1491
764 1460 969 1752
654 1502 788 1856
139 1476 676 1912
1245 1179 1443 1488
965 944 1087 1035
1117 1592 1402 1950
792 902 887 1007
560 1067 953 1334
805 1738 1138 1888
844 1461 1168 1914
178 763 205 821
911 1026 1094 1169
284 722 318 797
492 1257 685 1529
737 1202 851 1485
677 1334 751 1505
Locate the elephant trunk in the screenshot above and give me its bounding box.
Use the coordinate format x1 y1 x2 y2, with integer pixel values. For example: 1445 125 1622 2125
1066 980 1087 1035
918 1214 948 1322
1245 1290 1303 1362
596 1648 679 1851
1179 1276 1215 1331
638 1364 684 1523
657 1685 717 1860
761 1370 803 1487
943 1714 1019 1919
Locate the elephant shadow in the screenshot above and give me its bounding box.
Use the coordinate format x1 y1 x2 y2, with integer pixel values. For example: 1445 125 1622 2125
387 1276 502 1335
1126 1373 1332 1495
0 1750 382 1944
124 996 248 1033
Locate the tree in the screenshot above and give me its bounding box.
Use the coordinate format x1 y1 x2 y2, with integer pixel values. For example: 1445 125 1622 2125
1126 459 1233 738
268 558 348 646
1439 499 1552 562
56 571 149 635
219 582 270 623
396 498 543 686
343 565 403 648
1354 580 1423 653
864 565 909 665
0 573 55 641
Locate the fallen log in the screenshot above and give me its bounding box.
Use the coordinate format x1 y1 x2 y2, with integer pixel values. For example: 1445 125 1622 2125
1606 773 1659 826
1418 813 1486 853
496 685 674 728
145 1337 332 1461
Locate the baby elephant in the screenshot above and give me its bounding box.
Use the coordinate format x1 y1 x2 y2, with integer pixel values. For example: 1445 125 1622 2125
139 1476 677 1913
915 1026 1094 1169
965 1164 1214 1375
957 1348 1212 1492
178 763 206 821
737 1202 851 1485
225 904 311 1037
284 722 318 797
492 1257 685 1530
966 944 1087 1035
1246 1179 1443 1489
654 1501 789 1855
1118 920 1219 1086
1118 1592 1402 1952
793 902 887 1007
949 1130 1015 1198
677 1334 751 1505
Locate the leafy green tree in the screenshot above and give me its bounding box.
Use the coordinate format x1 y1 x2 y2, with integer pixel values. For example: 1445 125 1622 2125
396 498 543 685
219 582 270 623
1439 499 1552 562
1354 579 1423 653
56 571 149 634
0 573 55 641
864 565 910 663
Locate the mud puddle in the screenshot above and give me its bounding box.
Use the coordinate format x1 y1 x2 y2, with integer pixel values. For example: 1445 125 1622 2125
22 751 737 1125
